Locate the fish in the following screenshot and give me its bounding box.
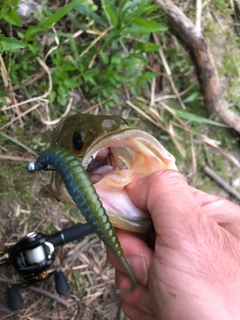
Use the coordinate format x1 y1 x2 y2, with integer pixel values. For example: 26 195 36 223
27 147 136 294
42 113 178 233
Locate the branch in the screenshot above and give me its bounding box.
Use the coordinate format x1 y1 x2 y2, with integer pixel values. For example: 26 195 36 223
155 0 240 133
203 165 240 201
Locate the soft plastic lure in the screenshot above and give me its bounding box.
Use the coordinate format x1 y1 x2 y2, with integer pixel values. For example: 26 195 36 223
26 146 135 294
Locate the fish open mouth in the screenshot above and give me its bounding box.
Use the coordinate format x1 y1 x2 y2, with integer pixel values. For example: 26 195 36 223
43 114 178 232
85 147 127 184
78 129 177 233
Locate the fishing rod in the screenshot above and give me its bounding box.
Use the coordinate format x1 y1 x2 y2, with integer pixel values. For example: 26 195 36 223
0 223 93 311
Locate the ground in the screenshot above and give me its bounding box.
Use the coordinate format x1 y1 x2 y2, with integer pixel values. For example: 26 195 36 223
1 1 240 319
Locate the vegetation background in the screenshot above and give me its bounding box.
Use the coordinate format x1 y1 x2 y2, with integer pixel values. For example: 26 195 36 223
1 0 240 319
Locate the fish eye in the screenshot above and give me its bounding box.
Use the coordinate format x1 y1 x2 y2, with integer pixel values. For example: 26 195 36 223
72 131 83 151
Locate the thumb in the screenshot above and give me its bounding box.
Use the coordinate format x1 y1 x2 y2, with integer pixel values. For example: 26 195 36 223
126 170 212 239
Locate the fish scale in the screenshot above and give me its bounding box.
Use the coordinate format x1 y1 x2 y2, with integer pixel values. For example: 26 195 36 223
33 146 136 294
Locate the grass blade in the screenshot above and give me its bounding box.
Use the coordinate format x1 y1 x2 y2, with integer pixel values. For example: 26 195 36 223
0 131 38 157
157 105 228 127
102 0 118 27
0 37 25 52
25 0 84 40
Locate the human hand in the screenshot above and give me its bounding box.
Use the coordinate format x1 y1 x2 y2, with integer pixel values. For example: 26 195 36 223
107 170 240 320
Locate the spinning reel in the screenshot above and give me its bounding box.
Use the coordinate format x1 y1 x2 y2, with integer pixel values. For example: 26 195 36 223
0 223 93 311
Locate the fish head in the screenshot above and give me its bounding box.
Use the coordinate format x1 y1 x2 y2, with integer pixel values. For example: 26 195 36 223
42 114 178 233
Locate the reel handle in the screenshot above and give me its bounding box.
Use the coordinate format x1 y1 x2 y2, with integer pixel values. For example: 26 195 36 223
7 286 23 311
55 270 70 295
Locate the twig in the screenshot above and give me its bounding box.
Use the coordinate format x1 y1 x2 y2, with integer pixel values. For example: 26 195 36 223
203 142 213 167
0 56 53 130
0 55 8 87
168 122 186 157
63 21 94 44
203 165 240 201
29 286 70 308
158 101 185 125
126 100 166 130
154 82 197 102
12 69 53 91
155 0 240 133
81 98 111 114
196 0 202 32
182 0 192 12
0 103 41 130
201 134 240 169
0 154 34 162
152 33 187 110
44 25 59 62
80 27 111 58
1 56 52 112
0 55 24 127
186 134 197 179
40 96 73 125
150 76 156 107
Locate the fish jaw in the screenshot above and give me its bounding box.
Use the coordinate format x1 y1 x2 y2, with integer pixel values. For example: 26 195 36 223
47 128 177 233
95 184 154 233
82 128 178 174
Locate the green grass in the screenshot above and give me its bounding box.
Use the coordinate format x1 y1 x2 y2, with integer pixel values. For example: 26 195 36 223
0 0 166 110
1 1 240 317
1 0 240 226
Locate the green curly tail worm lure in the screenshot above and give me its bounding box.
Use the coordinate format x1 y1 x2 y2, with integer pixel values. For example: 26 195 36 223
26 146 136 294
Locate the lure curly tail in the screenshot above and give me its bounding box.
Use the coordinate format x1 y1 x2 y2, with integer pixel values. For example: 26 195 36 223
27 146 136 294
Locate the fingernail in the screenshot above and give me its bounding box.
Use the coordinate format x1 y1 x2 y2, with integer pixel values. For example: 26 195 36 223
127 255 148 286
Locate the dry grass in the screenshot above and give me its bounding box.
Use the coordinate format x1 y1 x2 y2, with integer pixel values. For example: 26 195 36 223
1 1 240 319
0 182 121 319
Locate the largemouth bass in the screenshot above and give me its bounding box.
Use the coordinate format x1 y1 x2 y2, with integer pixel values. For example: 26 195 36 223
42 114 177 233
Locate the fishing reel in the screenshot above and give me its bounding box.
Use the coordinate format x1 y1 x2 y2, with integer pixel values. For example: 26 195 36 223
0 223 93 311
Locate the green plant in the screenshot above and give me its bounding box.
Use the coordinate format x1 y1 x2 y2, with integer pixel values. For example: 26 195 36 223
1 2 240 317
1 0 167 110
0 0 25 52
212 0 232 15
